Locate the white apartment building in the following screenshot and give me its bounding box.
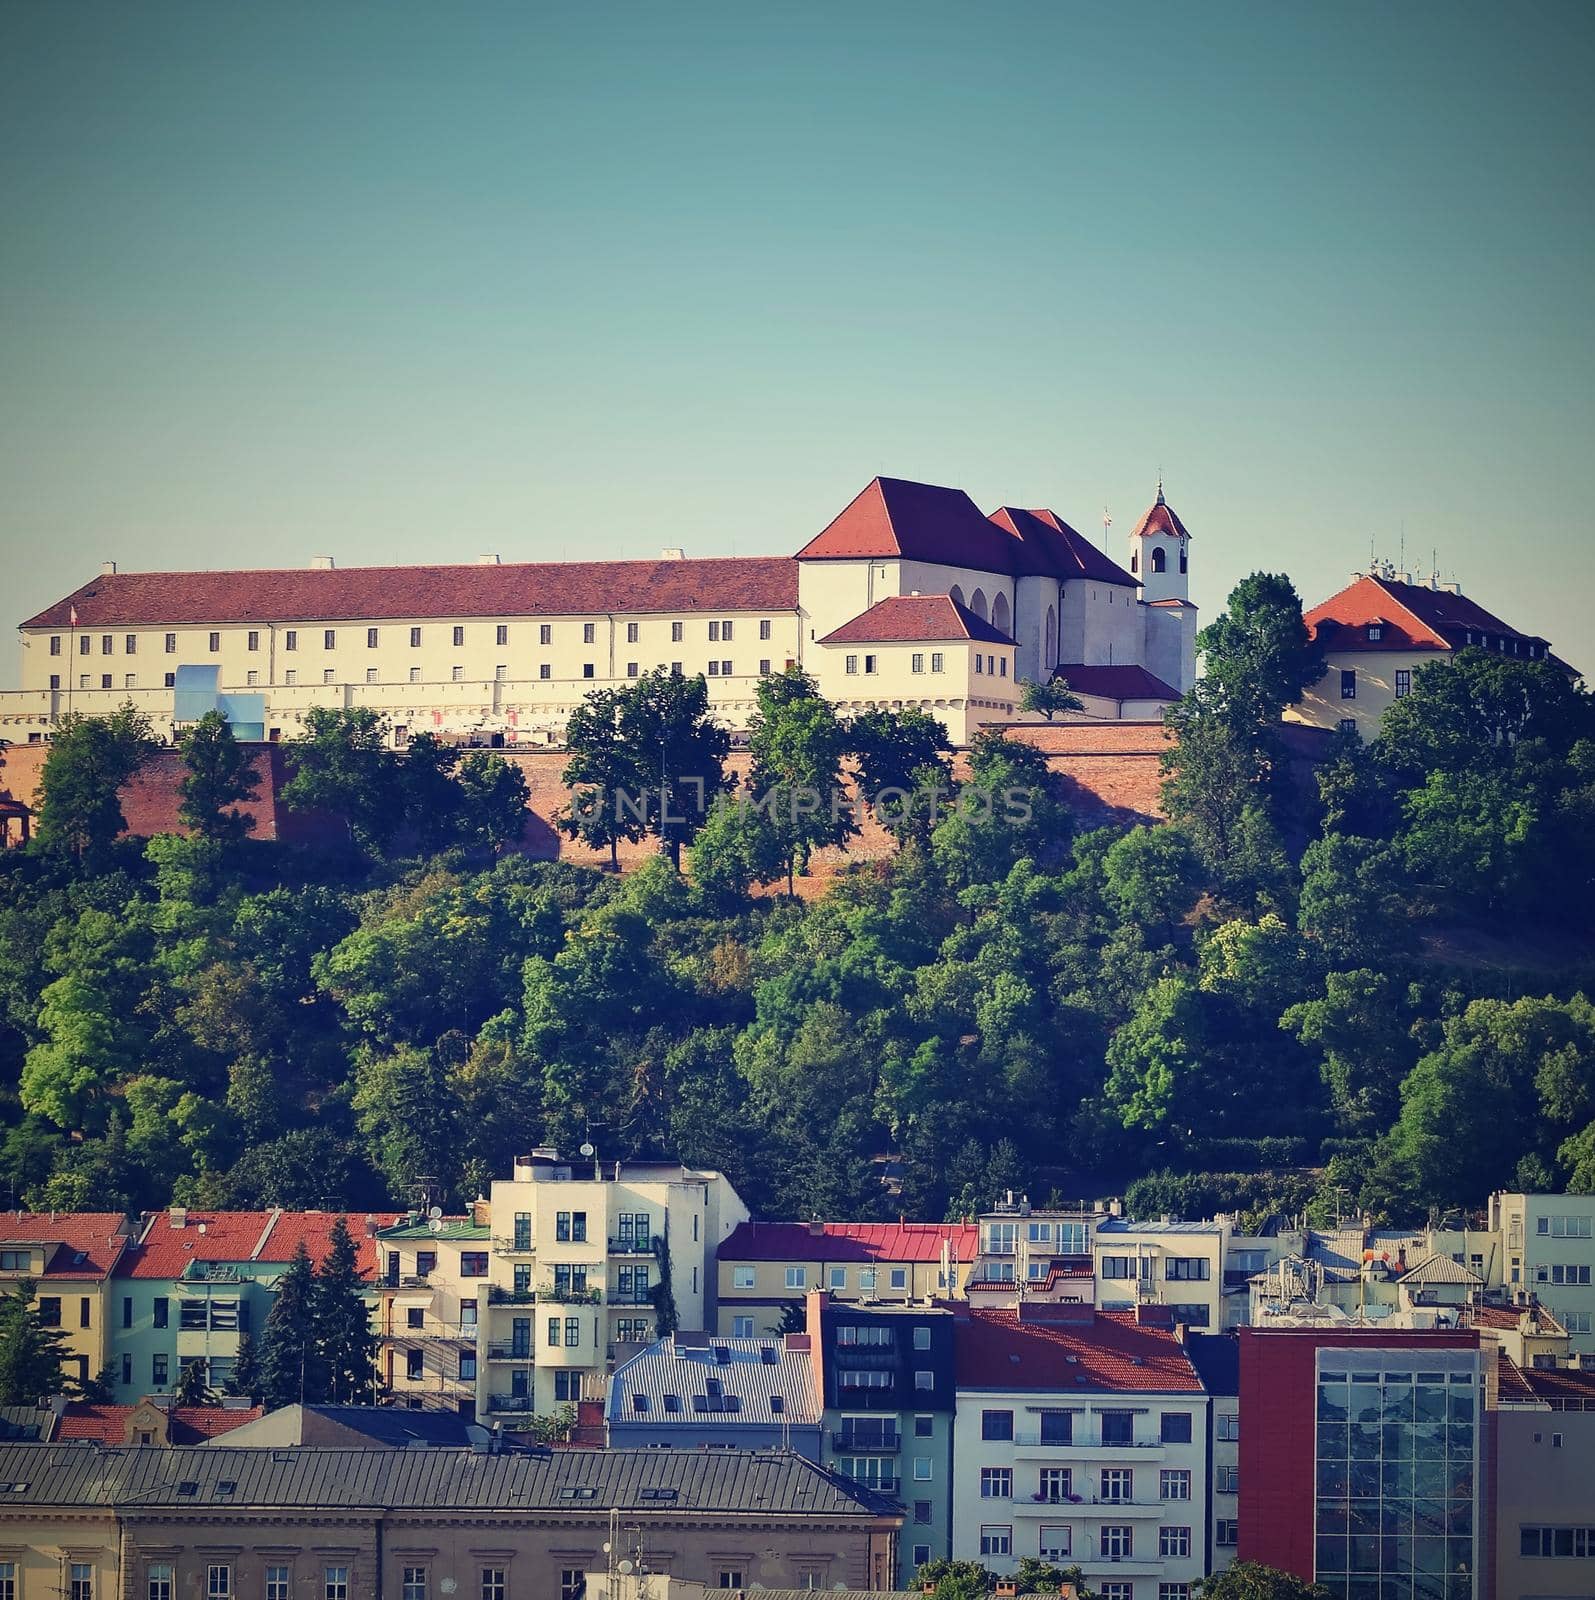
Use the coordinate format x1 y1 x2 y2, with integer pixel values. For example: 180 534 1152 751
1094 1219 1230 1333
951 1304 1209 1600
477 1151 748 1418
5 477 1197 748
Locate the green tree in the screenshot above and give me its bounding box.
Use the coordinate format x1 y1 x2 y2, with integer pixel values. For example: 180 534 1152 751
222 1129 375 1210
689 794 786 906
174 1356 214 1407
258 1240 321 1408
456 752 529 854
352 1045 459 1201
230 1332 261 1401
1197 1562 1330 1600
1018 677 1084 722
620 670 733 868
397 733 464 852
746 668 856 893
315 1215 378 1403
558 687 648 870
1102 824 1202 942
176 711 261 840
1284 970 1417 1135
33 704 157 861
280 706 395 849
1194 572 1325 741
848 708 953 843
1296 834 1403 967
0 1278 76 1402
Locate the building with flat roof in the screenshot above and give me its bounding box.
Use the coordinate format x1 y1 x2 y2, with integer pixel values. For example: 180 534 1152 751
4 477 1197 748
606 1333 822 1459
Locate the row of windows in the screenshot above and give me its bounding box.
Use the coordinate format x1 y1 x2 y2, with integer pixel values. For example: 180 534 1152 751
732 1264 931 1292
1338 668 1411 701
32 1295 93 1328
979 1523 1180 1561
980 1407 1193 1445
139 1564 528 1600
977 1465 1193 1501
1536 1213 1593 1237
1520 1524 1595 1557
49 620 777 656
50 661 784 692
1127 543 1188 576
1534 1263 1592 1285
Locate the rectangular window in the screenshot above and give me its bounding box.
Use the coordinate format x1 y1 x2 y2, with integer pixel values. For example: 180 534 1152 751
325 1568 350 1600
126 673 138 689
1101 1409 1134 1446
409 666 421 683
148 1563 174 1600
127 634 139 654
1038 1466 1071 1502
760 619 772 640
708 621 720 642
1000 657 1007 677
482 1571 507 1600
911 653 924 673
79 634 91 655
410 626 423 647
1217 1412 1239 1443
495 664 507 680
1160 1468 1191 1500
1100 1467 1133 1502
974 654 983 674
759 659 771 675
362 628 377 649
731 1314 754 1337
1340 668 1357 699
785 1266 806 1289
245 670 258 686
540 663 551 679
1159 1526 1191 1559
1040 1526 1071 1560
459 1251 488 1276
863 654 877 674
324 629 336 649
452 665 464 681
283 630 296 651
845 654 858 674
453 626 465 646
565 1315 582 1347
981 1466 1013 1499
583 622 596 644
284 669 296 685
79 673 90 690
71 1566 94 1600
982 1409 1014 1441
1159 1588 1191 1600
538 623 552 645
100 674 112 689
37 1296 61 1326
1161 1410 1193 1442
732 1265 755 1289
583 663 595 678
206 1565 231 1599
1165 1258 1209 1281
1216 1464 1240 1493
707 659 719 676
102 633 114 654
561 1573 585 1600
1216 1520 1238 1546
80 1296 91 1327
323 668 336 684
367 667 379 683
1394 668 1411 698
49 674 60 690
1100 1525 1134 1560
402 1570 428 1600
406 1349 424 1380
979 1526 1012 1559
672 621 683 642
717 1575 742 1592
50 635 61 655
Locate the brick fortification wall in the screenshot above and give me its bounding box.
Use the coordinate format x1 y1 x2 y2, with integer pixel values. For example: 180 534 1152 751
0 722 1169 872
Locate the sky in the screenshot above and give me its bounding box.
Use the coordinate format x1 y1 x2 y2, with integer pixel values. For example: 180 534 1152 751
2 1 1593 683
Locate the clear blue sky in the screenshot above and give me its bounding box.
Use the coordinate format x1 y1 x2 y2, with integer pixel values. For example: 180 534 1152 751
3 1 1592 682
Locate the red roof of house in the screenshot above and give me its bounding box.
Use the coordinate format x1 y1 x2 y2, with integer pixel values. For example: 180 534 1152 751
988 508 1139 588
818 595 1014 647
121 1211 278 1280
0 1213 132 1280
20 556 798 631
1515 1364 1595 1404
956 1306 1202 1392
1131 488 1191 542
258 1211 402 1279
795 478 1025 573
720 1221 978 1264
1497 1352 1535 1402
1054 663 1180 702
54 1403 263 1444
1305 574 1547 655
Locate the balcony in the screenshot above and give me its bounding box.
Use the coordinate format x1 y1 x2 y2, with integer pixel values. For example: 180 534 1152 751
1013 1432 1164 1457
486 1283 603 1306
832 1428 900 1452
493 1238 535 1256
608 1235 662 1256
1015 1496 1167 1519
485 1394 538 1414
608 1291 654 1307
484 1343 535 1361
381 1274 433 1291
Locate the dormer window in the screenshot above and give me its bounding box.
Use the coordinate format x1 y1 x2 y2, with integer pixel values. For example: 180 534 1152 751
1366 624 1382 642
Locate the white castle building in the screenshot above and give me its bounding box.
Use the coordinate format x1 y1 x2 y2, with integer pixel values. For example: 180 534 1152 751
5 477 1196 747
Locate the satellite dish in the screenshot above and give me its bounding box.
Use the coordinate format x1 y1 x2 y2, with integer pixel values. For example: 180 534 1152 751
579 1142 595 1158
196 1223 208 1235
619 1561 635 1575
429 1219 444 1234
602 1543 613 1555
429 1205 443 1220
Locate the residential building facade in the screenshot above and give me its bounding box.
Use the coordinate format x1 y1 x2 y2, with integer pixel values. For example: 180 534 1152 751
1185 1333 1240 1576
373 1212 489 1413
952 1303 1209 1600
1094 1219 1229 1333
6 478 1197 748
806 1292 960 1585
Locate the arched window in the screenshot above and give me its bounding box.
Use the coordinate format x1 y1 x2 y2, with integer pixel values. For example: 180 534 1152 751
949 584 965 608
1151 546 1167 574
969 588 989 622
991 592 1011 638
1044 605 1057 670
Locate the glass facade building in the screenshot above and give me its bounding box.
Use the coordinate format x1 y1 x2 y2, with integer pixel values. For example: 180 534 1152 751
1313 1347 1483 1600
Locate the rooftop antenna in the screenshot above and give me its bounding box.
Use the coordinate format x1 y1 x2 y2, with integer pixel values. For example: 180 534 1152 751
1101 504 1113 552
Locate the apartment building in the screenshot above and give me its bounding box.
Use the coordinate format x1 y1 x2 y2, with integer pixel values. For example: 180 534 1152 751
373 1212 489 1413
1237 1327 1487 1599
966 1201 1098 1306
0 1212 135 1391
716 1223 978 1334
1185 1333 1240 1575
110 1207 396 1401
1094 1219 1229 1332
606 1331 822 1458
477 1151 748 1419
806 1292 960 1585
0 1443 905 1599
6 478 1197 747
952 1303 1209 1600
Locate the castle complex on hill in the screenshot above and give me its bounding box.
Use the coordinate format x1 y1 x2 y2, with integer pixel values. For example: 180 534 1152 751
3 478 1197 747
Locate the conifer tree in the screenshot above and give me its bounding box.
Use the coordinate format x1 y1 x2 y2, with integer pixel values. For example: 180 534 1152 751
174 1356 213 1408
230 1332 261 1403
314 1216 377 1404
259 1240 320 1408
0 1279 75 1403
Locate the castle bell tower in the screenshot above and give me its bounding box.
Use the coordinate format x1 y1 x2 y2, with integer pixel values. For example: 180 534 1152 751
1128 479 1191 605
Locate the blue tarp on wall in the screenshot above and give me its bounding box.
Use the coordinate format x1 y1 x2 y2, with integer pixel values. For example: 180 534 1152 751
173 666 265 739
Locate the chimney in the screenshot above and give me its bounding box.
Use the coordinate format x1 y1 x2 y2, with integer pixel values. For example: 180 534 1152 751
807 1218 825 1237
1059 1586 1079 1600
309 555 335 571
477 553 501 565
660 547 686 561
100 560 117 576
168 1206 188 1230
995 1583 1018 1598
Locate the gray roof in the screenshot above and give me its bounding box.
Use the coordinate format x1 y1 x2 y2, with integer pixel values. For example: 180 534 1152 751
0 1407 49 1442
1097 1218 1223 1236
609 1337 819 1428
1399 1253 1483 1287
0 1444 888 1517
200 1404 484 1448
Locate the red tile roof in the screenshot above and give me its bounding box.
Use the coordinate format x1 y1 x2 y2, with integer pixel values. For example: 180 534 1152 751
259 1211 402 1279
20 557 798 631
1514 1363 1595 1404
956 1306 1202 1392
988 508 1139 588
0 1213 132 1279
1465 1302 1565 1334
1496 1351 1535 1402
818 595 1014 647
54 1403 263 1444
1130 489 1192 542
121 1212 277 1280
1054 663 1180 702
1305 574 1547 656
795 478 1025 573
719 1221 978 1264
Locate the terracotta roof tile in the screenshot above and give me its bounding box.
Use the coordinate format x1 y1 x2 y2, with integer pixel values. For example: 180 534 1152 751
795 478 1025 573
988 508 1139 587
0 1213 132 1280
1131 489 1192 542
818 595 1013 646
956 1307 1203 1392
719 1221 977 1264
1305 574 1547 655
54 1404 263 1445
258 1212 402 1279
21 557 798 631
1053 663 1180 701
1515 1364 1595 1404
121 1212 278 1281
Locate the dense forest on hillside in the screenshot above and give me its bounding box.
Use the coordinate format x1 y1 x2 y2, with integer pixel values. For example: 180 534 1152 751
1 572 1593 1229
